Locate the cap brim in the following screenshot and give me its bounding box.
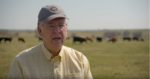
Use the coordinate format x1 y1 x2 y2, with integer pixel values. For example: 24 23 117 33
46 14 66 22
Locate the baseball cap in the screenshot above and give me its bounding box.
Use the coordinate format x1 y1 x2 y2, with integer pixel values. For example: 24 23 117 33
38 4 66 23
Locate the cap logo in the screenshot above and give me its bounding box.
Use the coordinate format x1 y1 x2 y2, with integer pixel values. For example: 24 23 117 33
49 6 58 13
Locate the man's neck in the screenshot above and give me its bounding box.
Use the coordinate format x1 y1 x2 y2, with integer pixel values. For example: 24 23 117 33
43 42 62 57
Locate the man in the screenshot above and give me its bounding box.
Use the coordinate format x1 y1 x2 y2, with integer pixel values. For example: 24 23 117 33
8 4 93 79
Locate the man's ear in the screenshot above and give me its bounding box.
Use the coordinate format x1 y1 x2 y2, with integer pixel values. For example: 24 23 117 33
37 26 41 34
37 26 42 39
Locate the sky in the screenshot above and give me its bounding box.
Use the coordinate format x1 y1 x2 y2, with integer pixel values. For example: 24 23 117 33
0 0 149 30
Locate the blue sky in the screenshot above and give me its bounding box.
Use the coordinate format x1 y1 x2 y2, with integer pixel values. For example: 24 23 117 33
0 0 149 30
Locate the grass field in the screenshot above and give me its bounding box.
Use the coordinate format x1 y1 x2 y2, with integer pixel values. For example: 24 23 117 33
0 30 149 79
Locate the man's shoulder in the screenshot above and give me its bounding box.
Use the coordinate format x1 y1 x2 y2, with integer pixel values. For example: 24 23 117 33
16 43 42 60
63 45 90 66
63 45 86 59
63 45 81 54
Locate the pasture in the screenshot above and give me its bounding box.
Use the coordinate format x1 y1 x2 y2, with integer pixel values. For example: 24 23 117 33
0 29 149 79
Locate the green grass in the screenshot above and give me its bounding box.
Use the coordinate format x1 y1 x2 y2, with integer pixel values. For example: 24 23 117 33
65 40 149 79
0 30 149 79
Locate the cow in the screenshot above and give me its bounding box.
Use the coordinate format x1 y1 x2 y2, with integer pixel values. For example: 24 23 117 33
72 36 87 44
108 37 117 43
18 37 25 43
0 38 3 43
122 37 131 41
103 31 118 41
85 36 93 42
0 37 12 43
132 32 144 41
132 37 144 41
96 37 103 42
122 31 131 41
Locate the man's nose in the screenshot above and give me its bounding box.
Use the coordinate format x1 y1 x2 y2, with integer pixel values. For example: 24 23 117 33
53 26 62 32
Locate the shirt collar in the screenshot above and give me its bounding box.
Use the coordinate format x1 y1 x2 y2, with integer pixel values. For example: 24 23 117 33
41 43 64 61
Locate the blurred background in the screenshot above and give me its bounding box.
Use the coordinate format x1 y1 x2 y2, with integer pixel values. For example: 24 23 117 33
0 0 149 79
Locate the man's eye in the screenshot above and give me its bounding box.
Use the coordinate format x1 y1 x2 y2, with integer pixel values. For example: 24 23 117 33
50 26 55 27
59 25 64 27
48 25 55 28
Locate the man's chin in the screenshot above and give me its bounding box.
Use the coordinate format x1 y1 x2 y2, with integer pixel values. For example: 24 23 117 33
53 41 63 47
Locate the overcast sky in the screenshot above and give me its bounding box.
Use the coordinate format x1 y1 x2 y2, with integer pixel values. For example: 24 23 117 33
0 0 149 30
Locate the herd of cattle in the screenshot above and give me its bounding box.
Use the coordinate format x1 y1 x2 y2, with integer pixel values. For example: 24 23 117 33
71 31 144 43
0 37 25 43
0 31 145 44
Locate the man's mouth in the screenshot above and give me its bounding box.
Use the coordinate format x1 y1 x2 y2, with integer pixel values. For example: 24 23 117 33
52 37 62 40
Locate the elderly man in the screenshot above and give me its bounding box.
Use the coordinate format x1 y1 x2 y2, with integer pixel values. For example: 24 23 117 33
8 4 93 79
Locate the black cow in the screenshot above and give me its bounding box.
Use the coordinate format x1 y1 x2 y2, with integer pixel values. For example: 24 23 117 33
122 31 131 41
73 36 87 44
18 37 25 43
96 37 103 42
0 37 12 43
132 37 144 41
132 32 144 41
123 37 131 41
0 38 3 43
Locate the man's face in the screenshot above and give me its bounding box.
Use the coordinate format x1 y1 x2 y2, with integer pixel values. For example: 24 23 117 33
38 18 68 49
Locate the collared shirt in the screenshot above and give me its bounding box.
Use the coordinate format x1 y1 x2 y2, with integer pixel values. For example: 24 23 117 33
8 43 93 79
